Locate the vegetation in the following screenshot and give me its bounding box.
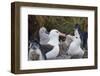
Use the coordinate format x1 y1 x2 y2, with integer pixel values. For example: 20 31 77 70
28 15 88 41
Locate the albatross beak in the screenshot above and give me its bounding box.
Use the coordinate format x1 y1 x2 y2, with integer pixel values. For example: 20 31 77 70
59 32 66 37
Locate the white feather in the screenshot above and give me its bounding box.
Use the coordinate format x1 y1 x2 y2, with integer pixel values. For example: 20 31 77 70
46 29 60 59
67 29 84 58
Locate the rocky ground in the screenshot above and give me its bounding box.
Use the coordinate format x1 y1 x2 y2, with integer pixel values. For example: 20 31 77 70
49 45 88 60
28 41 88 60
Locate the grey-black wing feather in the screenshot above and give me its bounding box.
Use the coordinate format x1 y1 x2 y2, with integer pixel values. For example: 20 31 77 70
40 44 54 59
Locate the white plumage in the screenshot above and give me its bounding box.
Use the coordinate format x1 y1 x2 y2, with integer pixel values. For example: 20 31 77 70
67 28 84 58
46 29 65 59
39 27 49 44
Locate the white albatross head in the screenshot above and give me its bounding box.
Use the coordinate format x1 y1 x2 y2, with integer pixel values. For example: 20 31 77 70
48 29 65 45
39 27 49 44
39 27 47 33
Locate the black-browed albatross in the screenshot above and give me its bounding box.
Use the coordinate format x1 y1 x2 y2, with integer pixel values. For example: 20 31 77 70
40 29 66 60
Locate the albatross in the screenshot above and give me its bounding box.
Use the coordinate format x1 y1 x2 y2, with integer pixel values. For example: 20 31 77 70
67 26 84 58
40 29 66 60
39 27 49 45
74 24 88 50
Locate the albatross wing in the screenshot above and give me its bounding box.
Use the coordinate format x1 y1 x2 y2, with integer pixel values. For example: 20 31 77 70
40 44 54 59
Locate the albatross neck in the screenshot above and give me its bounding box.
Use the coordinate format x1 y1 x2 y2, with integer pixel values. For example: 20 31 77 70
48 36 59 46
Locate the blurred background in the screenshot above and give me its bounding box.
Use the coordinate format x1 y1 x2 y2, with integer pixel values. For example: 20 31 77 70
28 15 88 41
